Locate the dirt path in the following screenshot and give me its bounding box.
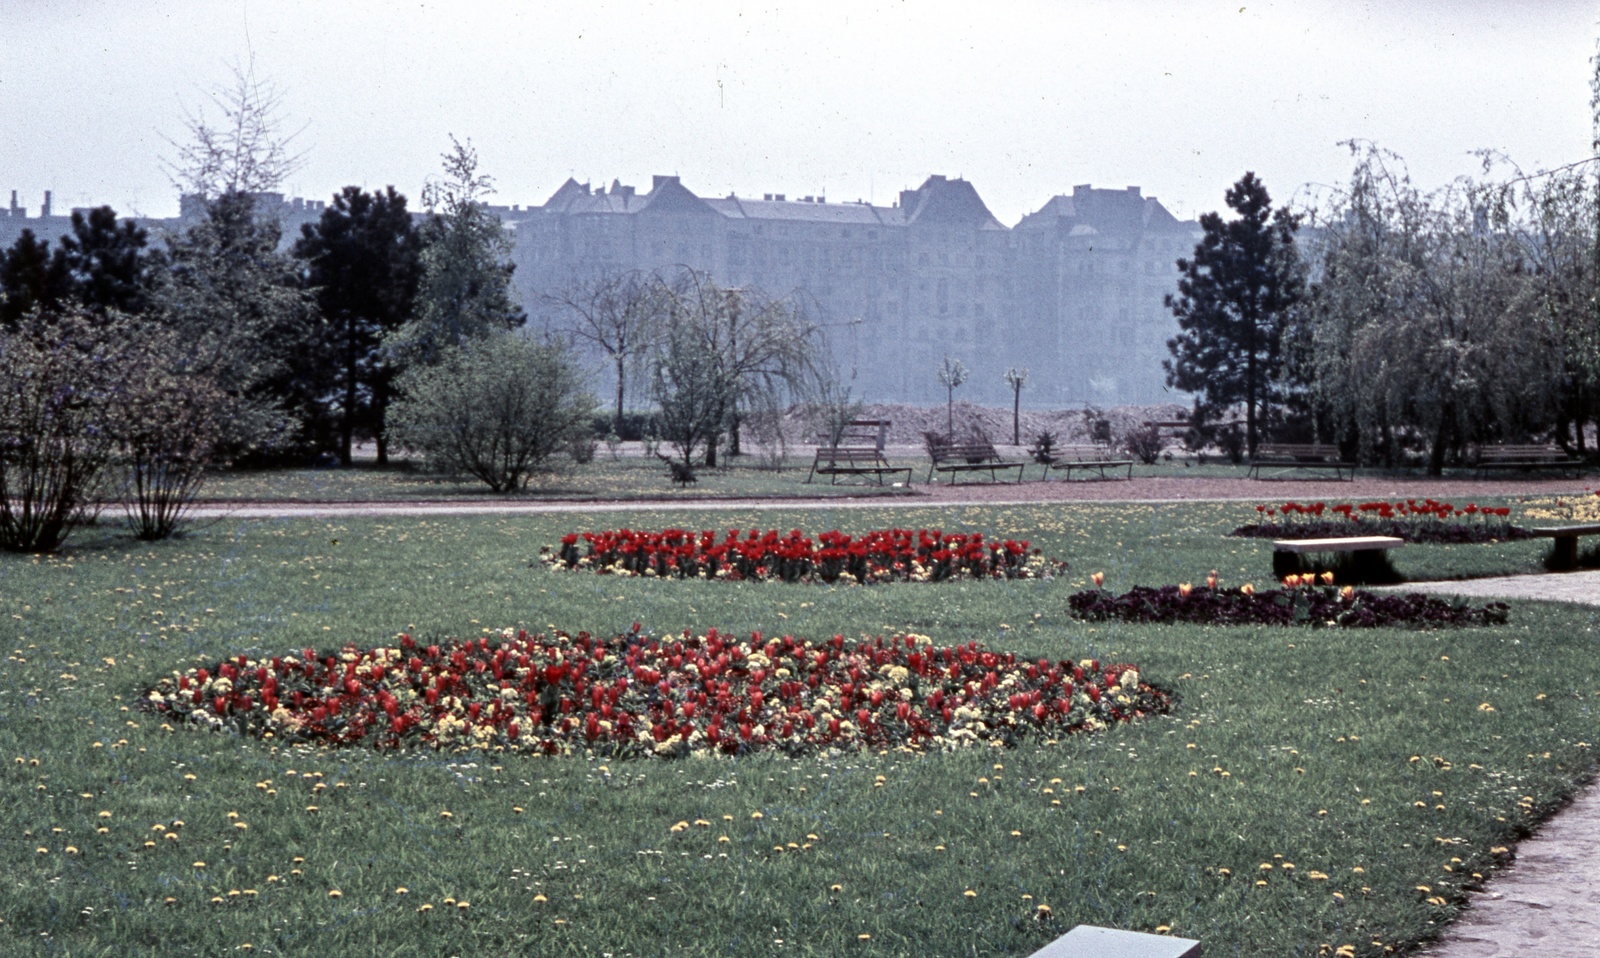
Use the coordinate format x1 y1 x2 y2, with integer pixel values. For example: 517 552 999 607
189 474 1595 518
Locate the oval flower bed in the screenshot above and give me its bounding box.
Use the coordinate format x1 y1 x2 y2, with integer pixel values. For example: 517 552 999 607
540 527 1066 583
1232 499 1527 544
1069 577 1510 628
141 628 1167 758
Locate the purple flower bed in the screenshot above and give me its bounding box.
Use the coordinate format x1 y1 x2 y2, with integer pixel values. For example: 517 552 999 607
1068 585 1510 629
1232 520 1532 545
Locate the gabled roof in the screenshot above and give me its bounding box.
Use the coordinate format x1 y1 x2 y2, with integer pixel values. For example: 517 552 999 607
638 176 718 216
901 175 1005 230
1015 184 1194 234
704 197 887 224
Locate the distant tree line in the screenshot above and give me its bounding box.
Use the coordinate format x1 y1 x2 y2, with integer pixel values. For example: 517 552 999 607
1167 145 1600 473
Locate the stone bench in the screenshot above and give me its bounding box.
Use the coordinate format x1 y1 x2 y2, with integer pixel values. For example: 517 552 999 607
1273 535 1405 582
1029 924 1200 958
1515 523 1600 571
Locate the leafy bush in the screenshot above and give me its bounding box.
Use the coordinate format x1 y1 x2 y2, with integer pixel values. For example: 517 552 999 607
388 333 596 492
1028 430 1059 465
1122 422 1164 464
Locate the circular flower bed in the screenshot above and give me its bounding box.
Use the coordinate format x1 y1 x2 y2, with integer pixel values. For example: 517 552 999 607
1069 579 1510 628
141 628 1168 758
541 527 1067 583
1232 499 1527 545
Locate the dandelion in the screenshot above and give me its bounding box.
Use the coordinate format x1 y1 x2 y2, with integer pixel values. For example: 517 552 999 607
964 889 977 898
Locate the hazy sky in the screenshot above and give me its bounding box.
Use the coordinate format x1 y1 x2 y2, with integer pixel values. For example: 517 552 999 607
2 0 1595 225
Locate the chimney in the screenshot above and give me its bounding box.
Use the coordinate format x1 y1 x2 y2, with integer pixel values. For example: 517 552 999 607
8 190 17 215
42 190 52 217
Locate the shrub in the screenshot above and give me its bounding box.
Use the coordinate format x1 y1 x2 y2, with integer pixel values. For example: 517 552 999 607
0 309 137 551
1122 422 1164 465
388 333 596 492
1028 430 1059 465
117 337 225 540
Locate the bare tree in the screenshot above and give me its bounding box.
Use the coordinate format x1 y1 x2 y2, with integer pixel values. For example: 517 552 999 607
162 62 307 200
545 270 661 434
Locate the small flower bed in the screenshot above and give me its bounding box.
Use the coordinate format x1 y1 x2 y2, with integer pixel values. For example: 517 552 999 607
141 628 1168 758
1232 499 1527 544
1069 575 1509 628
541 527 1066 583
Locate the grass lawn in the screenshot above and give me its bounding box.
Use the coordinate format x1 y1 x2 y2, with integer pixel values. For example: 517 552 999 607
2 500 1597 956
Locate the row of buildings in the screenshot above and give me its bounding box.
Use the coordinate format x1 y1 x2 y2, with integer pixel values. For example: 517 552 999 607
2 173 1202 407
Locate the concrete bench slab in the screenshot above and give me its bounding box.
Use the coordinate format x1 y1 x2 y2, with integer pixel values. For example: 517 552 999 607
1272 536 1405 584
1273 536 1405 554
1029 924 1200 958
1516 524 1600 570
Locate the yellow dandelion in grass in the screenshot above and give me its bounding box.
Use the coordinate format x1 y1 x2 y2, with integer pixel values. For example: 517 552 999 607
395 887 409 896
234 822 248 831
697 820 712 828
193 861 206 869
163 897 177 906
670 821 689 833
1156 925 1172 934
717 835 730 843
806 833 819 841
533 894 548 903
243 889 258 898
751 811 764 820
443 897 457 907
456 901 470 911
722 814 734 822
830 884 843 893
210 896 224 905
1010 830 1022 838
512 807 524 814
1036 904 1053 918
439 810 454 819
327 889 342 899
417 903 434 913
34 847 47 855
857 934 872 941
964 889 977 899
64 846 78 855
97 810 112 819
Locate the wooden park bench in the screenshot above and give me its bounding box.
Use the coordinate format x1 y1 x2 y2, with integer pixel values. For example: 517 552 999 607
805 446 912 486
1272 535 1405 582
1248 442 1356 480
1475 444 1582 478
927 440 1027 484
1513 523 1600 570
1047 444 1134 481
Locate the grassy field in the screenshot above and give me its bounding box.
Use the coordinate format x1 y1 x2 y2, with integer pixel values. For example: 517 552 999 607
2 500 1597 956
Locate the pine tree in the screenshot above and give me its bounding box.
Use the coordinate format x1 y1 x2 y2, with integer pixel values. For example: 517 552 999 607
295 186 423 465
1164 172 1303 455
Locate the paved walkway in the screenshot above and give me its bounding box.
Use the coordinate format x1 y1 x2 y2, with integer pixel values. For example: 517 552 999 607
1398 572 1600 957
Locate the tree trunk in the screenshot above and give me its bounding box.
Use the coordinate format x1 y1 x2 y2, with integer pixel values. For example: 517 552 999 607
340 326 358 467
704 434 718 468
613 356 626 436
1427 408 1453 476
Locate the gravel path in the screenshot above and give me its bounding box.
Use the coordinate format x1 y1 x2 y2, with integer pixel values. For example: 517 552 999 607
189 473 1600 956
189 473 1595 517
